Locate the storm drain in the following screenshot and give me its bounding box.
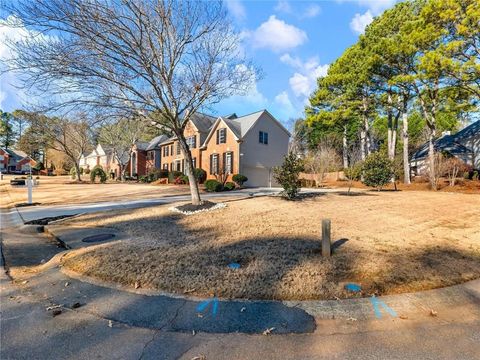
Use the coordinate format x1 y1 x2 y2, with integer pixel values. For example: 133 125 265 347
82 233 116 243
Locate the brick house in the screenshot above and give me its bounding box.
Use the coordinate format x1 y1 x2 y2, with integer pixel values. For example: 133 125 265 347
0 148 36 173
159 110 290 187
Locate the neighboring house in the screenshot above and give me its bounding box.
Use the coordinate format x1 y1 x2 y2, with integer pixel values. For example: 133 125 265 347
159 110 290 187
0 148 36 173
410 120 480 175
80 144 114 171
145 135 169 174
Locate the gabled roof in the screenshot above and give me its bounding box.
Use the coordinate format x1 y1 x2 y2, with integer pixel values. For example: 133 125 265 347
411 120 479 161
190 112 216 134
5 148 28 160
146 135 169 150
135 141 150 151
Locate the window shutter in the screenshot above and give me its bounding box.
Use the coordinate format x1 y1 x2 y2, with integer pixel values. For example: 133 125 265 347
259 131 263 143
222 152 226 174
216 130 219 144
230 152 233 173
210 154 213 175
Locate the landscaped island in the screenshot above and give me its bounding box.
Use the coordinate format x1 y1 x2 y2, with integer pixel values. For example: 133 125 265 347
60 191 480 301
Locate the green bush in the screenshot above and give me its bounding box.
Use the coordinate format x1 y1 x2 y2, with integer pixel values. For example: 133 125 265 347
273 152 304 199
139 175 150 183
361 152 394 190
232 174 248 187
90 165 107 183
224 182 236 191
84 167 91 174
193 168 207 184
205 179 223 192
69 166 84 179
473 171 479 181
344 162 363 181
168 171 183 184
33 162 45 171
148 168 169 182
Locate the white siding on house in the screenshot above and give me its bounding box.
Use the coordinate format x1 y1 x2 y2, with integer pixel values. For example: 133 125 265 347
239 112 290 187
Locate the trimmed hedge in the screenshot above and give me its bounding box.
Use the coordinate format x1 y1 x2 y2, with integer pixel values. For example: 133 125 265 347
232 174 248 186
224 182 236 191
193 168 207 184
90 165 107 183
205 179 223 192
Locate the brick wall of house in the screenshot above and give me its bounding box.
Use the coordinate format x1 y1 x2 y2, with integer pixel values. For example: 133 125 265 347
0 149 9 170
201 119 240 182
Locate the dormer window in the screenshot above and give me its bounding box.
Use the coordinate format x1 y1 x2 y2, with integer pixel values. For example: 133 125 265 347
259 131 268 145
216 128 226 144
186 135 197 149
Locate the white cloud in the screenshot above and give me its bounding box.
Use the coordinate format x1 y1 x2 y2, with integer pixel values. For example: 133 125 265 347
303 4 321 19
350 10 374 34
225 0 246 22
248 15 307 52
281 54 329 98
356 0 397 15
275 91 293 110
274 0 292 14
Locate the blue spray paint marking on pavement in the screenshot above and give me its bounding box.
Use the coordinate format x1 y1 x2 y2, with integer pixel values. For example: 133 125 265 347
370 295 397 319
345 283 362 292
196 297 219 317
228 262 241 269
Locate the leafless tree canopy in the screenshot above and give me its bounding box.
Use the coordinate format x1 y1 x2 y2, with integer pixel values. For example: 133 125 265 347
5 0 259 204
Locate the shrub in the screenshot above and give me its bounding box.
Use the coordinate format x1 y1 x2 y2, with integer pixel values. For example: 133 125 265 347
343 162 363 182
273 152 304 199
181 175 189 184
205 179 223 192
84 167 91 174
232 174 248 187
148 168 169 182
193 168 207 184
69 166 84 179
362 152 394 190
90 165 107 183
168 170 183 184
139 175 150 183
473 171 479 181
33 162 45 171
224 182 236 191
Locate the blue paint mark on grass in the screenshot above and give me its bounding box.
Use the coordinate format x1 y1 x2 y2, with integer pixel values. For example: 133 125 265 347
196 297 219 317
228 262 241 269
370 295 397 319
345 283 362 292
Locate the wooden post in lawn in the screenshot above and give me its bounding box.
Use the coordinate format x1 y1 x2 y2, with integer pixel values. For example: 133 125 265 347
322 219 331 257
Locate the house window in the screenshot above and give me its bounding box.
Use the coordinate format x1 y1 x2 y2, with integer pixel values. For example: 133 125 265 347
186 135 197 149
176 142 181 155
216 128 226 144
163 163 169 170
259 131 269 145
163 146 169 157
223 152 233 174
170 145 173 155
170 162 174 171
147 151 154 161
210 154 219 175
192 157 196 169
175 160 181 172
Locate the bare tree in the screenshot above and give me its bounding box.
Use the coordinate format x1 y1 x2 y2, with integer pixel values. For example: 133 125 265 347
15 111 91 181
5 0 258 205
98 118 148 181
303 142 342 187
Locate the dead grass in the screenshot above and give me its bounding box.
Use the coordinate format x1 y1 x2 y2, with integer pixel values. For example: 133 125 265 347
0 175 192 207
60 191 480 301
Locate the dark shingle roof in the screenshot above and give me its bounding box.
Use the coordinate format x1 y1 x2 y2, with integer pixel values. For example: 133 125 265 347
411 120 479 161
146 135 168 150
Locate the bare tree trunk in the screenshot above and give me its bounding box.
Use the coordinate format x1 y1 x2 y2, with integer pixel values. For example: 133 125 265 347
360 129 366 161
402 108 411 184
342 125 348 168
427 127 436 189
120 164 126 182
74 161 81 182
177 132 201 205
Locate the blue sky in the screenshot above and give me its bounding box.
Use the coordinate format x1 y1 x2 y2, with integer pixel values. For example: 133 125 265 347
0 0 398 129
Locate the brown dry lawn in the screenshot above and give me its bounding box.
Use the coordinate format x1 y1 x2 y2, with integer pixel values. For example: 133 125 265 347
60 190 480 301
0 175 191 208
